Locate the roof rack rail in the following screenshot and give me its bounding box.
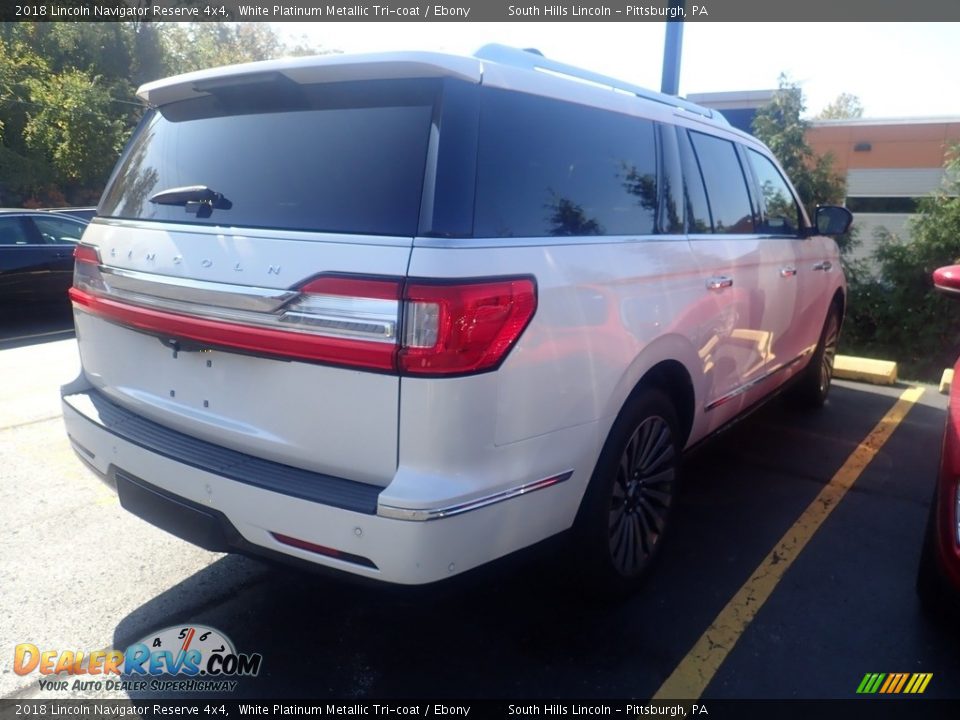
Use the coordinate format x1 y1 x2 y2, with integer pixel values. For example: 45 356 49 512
475 43 727 125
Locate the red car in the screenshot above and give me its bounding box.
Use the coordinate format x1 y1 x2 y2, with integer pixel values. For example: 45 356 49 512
917 265 960 608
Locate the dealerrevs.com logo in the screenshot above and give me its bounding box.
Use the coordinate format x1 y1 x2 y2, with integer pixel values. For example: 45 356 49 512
14 625 262 693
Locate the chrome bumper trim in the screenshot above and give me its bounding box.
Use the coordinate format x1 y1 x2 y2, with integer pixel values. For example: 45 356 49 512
101 266 297 312
377 470 575 522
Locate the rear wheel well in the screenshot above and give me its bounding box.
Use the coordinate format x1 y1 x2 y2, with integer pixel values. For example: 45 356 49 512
631 360 695 449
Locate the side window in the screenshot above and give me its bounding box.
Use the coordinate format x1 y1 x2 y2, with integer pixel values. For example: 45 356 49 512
746 149 801 235
688 131 755 234
0 217 34 246
676 128 712 233
657 124 684 234
32 216 86 245
474 89 658 238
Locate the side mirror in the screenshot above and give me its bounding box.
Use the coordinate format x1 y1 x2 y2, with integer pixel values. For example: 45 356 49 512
933 265 960 298
813 205 853 236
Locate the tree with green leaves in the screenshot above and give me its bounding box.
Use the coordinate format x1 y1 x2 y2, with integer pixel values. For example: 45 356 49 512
23 68 128 203
817 92 864 120
843 147 960 379
751 74 846 221
0 21 328 206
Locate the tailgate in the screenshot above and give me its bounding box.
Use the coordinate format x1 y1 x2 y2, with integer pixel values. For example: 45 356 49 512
68 70 455 487
74 223 410 486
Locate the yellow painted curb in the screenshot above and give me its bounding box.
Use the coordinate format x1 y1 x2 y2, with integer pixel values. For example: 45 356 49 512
940 368 954 395
834 355 898 386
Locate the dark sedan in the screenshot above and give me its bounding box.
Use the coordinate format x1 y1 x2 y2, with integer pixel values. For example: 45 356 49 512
0 210 89 305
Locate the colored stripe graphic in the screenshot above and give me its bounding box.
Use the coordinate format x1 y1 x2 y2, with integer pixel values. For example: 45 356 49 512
857 673 932 694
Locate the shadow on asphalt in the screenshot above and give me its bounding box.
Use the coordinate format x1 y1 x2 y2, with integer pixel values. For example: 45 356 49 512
110 382 955 699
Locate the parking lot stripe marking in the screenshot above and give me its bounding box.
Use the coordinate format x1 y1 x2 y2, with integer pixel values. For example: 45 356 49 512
653 385 924 700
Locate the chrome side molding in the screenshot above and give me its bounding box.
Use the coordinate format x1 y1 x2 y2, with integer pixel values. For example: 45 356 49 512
378 470 574 522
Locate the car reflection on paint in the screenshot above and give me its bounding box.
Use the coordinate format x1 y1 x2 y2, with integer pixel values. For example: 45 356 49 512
917 264 960 611
0 210 89 304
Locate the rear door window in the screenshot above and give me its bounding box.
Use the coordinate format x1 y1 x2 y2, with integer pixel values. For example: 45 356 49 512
99 79 437 237
474 88 658 238
688 131 755 234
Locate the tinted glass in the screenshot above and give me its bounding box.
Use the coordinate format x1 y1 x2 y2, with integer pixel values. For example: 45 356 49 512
689 131 754 234
100 80 436 237
677 128 712 233
32 216 85 244
0 217 33 245
657 125 683 234
747 149 800 235
474 89 658 238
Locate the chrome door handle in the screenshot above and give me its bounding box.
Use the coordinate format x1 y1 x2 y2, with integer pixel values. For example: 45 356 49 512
779 266 798 278
813 261 833 271
706 276 734 291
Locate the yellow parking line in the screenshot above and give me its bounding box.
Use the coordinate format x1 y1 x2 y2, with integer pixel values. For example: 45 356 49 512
654 385 925 699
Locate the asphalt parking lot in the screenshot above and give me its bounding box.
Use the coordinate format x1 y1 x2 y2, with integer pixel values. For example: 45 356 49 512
2 306 957 702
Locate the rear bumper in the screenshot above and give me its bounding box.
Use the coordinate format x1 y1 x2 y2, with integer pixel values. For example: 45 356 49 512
62 380 581 584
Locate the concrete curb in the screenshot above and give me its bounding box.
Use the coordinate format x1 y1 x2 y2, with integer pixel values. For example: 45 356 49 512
940 368 954 395
834 355 898 386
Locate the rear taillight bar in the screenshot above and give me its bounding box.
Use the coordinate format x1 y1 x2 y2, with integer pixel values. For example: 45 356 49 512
70 249 536 376
399 278 537 375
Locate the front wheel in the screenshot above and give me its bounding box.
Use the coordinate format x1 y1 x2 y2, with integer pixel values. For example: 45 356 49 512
789 302 841 409
574 388 680 595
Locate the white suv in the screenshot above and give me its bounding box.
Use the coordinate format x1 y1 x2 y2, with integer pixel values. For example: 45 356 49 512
62 45 851 591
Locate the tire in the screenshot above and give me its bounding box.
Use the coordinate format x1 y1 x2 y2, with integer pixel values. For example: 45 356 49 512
573 388 681 595
789 301 841 409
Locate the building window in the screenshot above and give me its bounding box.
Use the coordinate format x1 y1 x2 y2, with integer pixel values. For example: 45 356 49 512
845 197 923 214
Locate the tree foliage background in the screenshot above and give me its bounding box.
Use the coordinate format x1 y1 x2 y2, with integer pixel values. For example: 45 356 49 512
842 148 960 380
751 74 846 222
752 75 960 380
0 22 326 206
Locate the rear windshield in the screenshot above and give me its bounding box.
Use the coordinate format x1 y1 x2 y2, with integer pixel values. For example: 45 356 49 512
99 79 437 237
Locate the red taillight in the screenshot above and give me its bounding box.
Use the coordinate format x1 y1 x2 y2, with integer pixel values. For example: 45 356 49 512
73 244 100 264
69 290 399 370
299 276 401 301
400 278 537 375
71 244 105 295
70 265 536 376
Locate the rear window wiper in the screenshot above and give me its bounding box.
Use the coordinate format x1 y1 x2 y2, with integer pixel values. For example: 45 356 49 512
149 185 232 216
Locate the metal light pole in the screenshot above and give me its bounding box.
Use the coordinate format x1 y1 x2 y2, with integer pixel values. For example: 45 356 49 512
660 1 685 96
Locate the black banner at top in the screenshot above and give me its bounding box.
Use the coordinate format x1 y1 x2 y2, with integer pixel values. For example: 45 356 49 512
0 699 959 720
1 0 959 22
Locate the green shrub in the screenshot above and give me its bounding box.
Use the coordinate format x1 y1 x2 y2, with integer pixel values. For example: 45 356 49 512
841 147 960 381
